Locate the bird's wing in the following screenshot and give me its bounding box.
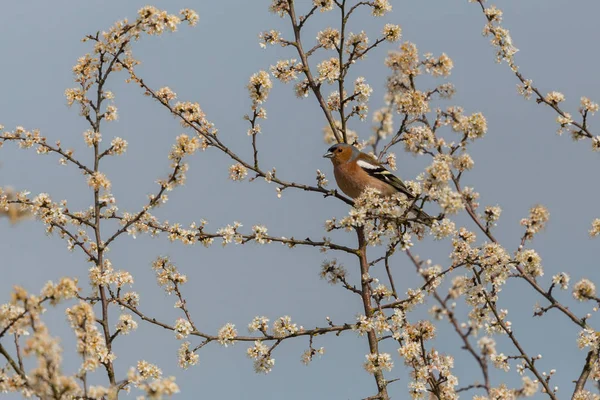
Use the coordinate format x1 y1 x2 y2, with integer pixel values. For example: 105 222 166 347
356 158 414 198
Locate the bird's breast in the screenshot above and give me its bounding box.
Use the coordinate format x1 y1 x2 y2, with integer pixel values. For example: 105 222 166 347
334 164 364 199
334 163 397 199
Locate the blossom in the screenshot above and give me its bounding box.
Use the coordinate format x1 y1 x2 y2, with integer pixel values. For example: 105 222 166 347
521 376 539 397
545 91 565 104
482 16 518 64
426 155 453 184
153 256 187 295
431 218 456 240
104 105 118 121
112 270 134 288
382 24 401 42
573 279 596 301
269 0 289 17
516 249 543 278
372 313 390 334
247 70 272 104
247 340 269 359
346 31 368 55
273 316 299 337
577 329 599 349
590 219 600 237
229 163 248 181
314 0 334 12
323 120 358 145
435 82 456 99
116 314 138 335
552 273 570 290
317 58 340 83
581 97 599 114
354 77 372 102
156 87 177 102
478 336 497 356
403 126 435 154
88 386 111 399
178 342 199 369
87 172 111 191
449 276 469 299
353 315 373 336
483 5 503 21
41 277 79 305
364 353 393 374
520 205 550 239
556 113 573 134
245 122 261 136
484 205 502 225
259 30 281 48
424 53 454 76
270 59 301 83
573 390 600 400
180 9 199 26
83 130 101 147
372 108 393 139
592 137 600 152
65 87 85 106
137 6 183 34
246 341 274 373
396 90 429 115
487 384 517 400
490 353 510 371
480 243 512 286
316 169 328 187
320 259 346 284
66 302 113 371
326 90 344 111
248 316 269 333
109 137 128 155
216 222 243 245
453 112 487 139
386 42 419 75
121 291 140 308
138 377 180 398
294 79 311 98
372 284 393 301
405 320 436 342
385 153 396 170
301 347 325 365
172 102 214 132
250 225 269 244
371 0 392 16
253 355 275 374
317 28 340 49
169 134 200 162
517 79 534 99
174 318 193 339
218 323 237 347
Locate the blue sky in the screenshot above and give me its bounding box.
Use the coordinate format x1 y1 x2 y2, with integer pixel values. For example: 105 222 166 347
1 1 600 398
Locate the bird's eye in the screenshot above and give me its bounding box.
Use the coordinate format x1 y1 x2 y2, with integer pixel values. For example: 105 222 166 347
337 148 342 152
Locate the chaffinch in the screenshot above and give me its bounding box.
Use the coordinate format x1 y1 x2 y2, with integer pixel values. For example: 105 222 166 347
323 143 432 223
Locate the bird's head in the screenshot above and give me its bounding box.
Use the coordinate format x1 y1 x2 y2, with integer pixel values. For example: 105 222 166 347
323 143 358 166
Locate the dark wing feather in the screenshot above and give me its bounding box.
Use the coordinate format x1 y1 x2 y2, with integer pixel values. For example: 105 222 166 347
356 158 414 198
357 157 434 225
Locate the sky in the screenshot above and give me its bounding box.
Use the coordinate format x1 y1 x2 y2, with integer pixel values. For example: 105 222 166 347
1 1 600 399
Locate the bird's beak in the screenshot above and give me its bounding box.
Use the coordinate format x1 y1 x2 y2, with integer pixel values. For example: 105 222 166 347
323 151 333 159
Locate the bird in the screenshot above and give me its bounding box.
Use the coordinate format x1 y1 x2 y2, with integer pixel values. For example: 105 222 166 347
323 143 433 224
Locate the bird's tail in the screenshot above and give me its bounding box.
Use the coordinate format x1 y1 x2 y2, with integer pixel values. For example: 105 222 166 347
409 206 435 227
